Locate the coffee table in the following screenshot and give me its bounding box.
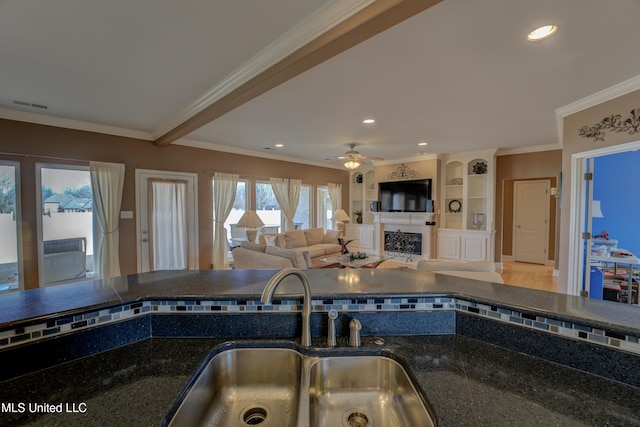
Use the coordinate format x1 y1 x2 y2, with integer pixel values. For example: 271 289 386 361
320 254 392 269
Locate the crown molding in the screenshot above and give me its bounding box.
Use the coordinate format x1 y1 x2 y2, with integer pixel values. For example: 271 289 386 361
555 74 640 146
496 143 562 157
152 0 376 141
374 153 438 166
174 138 346 170
0 108 154 141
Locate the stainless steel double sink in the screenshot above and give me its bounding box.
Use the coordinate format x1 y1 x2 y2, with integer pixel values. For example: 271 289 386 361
166 346 434 427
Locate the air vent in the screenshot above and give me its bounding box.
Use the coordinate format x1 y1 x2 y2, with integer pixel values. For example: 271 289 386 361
12 100 48 110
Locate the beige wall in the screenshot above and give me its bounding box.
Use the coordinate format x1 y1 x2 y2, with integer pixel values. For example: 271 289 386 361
559 89 640 293
0 119 349 289
495 151 562 263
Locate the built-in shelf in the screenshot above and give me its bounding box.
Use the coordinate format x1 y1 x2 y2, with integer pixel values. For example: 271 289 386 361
439 150 496 261
350 165 376 225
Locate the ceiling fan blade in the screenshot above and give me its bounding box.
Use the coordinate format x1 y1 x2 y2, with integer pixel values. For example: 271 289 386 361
358 154 384 161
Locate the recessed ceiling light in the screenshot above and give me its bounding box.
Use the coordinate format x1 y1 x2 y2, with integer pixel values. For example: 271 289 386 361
418 142 428 146
362 118 376 124
527 25 557 41
274 143 284 148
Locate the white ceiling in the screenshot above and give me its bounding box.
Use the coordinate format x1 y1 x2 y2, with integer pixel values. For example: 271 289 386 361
2 0 640 168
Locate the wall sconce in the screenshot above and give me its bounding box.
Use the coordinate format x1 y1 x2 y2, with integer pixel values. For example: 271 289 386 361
550 187 560 198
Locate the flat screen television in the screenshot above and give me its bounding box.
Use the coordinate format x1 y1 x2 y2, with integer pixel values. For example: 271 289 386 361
378 179 433 212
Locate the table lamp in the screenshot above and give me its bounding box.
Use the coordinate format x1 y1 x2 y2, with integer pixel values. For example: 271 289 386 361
236 211 265 243
334 209 350 234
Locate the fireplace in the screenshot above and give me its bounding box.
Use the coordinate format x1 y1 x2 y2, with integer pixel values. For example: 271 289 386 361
384 230 422 257
372 212 436 262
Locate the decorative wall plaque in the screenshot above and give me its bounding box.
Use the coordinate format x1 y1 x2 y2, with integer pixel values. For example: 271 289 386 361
388 163 419 180
578 108 640 142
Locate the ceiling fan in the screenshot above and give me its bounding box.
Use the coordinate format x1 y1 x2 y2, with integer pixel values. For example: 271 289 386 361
339 143 384 169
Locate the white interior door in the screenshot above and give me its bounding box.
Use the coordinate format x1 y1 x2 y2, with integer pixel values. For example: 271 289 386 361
514 180 549 264
136 169 198 272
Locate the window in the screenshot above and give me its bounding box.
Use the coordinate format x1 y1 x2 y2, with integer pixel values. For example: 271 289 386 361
317 186 333 231
38 165 94 286
294 184 312 230
256 181 281 234
221 180 247 244
0 162 20 291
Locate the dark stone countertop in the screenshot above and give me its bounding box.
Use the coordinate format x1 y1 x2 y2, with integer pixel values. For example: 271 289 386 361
1 335 639 426
3 268 640 336
2 269 640 425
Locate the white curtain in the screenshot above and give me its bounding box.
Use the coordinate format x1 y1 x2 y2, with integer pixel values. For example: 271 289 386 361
213 173 238 269
328 183 342 229
149 179 188 270
90 161 125 279
328 183 341 210
270 178 301 231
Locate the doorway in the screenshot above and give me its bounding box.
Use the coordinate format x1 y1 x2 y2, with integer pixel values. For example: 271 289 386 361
513 180 550 264
36 164 94 287
567 140 640 297
135 169 198 272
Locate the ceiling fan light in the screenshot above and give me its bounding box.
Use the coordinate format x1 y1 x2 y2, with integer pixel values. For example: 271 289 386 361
344 159 361 169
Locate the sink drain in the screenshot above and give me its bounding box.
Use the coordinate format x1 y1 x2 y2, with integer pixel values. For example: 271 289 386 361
241 405 270 425
343 409 373 427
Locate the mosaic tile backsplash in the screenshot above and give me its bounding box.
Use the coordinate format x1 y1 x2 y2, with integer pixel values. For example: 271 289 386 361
2 296 640 356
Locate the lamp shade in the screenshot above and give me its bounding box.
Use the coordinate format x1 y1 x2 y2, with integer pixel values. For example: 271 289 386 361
236 211 265 228
592 200 604 218
334 209 350 222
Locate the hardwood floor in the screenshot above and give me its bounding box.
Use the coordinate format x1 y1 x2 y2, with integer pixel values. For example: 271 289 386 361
499 261 558 293
381 259 558 293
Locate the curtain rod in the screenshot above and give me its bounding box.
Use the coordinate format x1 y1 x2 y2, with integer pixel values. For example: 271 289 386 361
205 171 270 181
0 151 88 164
205 171 340 186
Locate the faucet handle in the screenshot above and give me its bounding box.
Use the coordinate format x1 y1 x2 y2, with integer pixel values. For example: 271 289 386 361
349 318 362 347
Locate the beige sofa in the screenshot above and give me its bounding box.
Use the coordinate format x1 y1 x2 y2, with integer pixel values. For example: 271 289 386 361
416 260 503 283
232 228 342 270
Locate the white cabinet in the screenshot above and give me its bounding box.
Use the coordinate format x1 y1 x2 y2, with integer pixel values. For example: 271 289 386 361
349 166 376 224
344 224 375 253
438 229 490 262
438 149 496 261
461 233 488 261
438 231 461 260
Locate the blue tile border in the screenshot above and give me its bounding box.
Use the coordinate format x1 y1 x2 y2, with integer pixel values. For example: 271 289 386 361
1 296 640 356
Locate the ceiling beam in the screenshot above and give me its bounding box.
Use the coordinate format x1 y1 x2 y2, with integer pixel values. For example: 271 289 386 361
154 0 442 146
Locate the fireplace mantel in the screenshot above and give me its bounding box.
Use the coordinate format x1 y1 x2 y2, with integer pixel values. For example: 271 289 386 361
374 212 435 226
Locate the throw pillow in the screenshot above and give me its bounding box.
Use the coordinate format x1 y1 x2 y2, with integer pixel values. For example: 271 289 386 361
263 234 280 247
259 233 284 247
304 228 324 246
284 230 307 248
265 246 307 269
240 241 267 252
323 229 340 244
